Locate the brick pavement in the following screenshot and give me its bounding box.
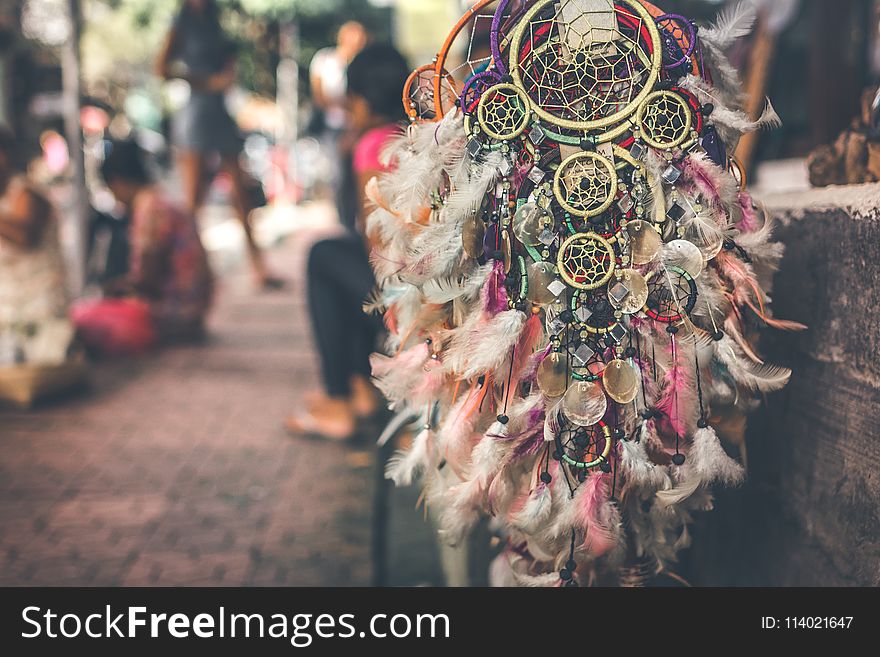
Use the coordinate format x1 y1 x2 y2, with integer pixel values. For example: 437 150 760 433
0 214 442 587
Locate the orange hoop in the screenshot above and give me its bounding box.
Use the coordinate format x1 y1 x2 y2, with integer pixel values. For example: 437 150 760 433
403 64 459 123
432 0 499 120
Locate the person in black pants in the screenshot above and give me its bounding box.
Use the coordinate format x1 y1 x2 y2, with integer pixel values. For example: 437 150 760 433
286 44 409 440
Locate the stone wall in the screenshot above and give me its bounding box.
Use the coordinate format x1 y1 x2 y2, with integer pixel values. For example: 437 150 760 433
686 183 880 586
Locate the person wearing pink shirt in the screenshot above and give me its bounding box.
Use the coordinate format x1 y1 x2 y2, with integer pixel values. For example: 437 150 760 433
286 44 409 441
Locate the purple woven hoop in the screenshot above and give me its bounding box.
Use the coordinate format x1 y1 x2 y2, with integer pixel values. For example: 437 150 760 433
490 0 512 76
655 13 697 70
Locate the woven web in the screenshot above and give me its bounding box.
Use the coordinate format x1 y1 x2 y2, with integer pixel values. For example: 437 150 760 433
646 269 695 322
558 156 614 214
407 67 457 121
640 93 689 146
559 235 615 289
447 11 501 89
517 5 653 124
479 86 529 138
559 423 608 473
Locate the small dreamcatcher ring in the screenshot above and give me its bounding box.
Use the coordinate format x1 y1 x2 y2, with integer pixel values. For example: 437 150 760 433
557 232 617 291
644 266 697 323
558 421 612 470
477 83 532 141
655 14 697 70
404 64 458 123
554 151 618 218
635 90 694 150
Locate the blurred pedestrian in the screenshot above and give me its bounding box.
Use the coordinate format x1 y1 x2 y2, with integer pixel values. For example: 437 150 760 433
309 22 368 141
309 21 368 230
156 0 281 290
0 128 78 374
73 141 213 354
286 43 409 441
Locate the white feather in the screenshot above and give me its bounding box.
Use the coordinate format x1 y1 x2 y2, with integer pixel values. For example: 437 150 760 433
386 427 431 486
511 484 553 534
701 2 757 49
688 426 745 486
620 436 670 492
714 335 792 392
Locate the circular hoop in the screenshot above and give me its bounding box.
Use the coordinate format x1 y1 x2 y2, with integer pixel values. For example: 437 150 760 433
559 421 612 470
509 0 662 132
553 151 618 218
643 266 697 323
433 0 499 120
557 232 617 291
477 83 532 141
404 64 458 123
635 90 694 150
655 14 697 70
490 0 513 76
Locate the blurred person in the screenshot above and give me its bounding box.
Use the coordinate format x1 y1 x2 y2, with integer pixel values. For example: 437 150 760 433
309 21 368 231
285 43 409 441
309 21 368 139
73 141 213 354
0 128 80 389
156 0 281 290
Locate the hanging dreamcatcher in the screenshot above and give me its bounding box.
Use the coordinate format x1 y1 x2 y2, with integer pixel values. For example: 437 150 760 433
371 0 801 587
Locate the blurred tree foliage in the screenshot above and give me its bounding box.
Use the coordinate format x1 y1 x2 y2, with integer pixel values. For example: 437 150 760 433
82 0 392 100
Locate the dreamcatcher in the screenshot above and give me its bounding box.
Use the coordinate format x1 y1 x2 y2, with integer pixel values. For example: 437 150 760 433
372 0 799 588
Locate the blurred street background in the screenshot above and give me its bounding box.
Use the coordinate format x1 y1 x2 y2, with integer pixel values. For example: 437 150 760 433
1 0 879 586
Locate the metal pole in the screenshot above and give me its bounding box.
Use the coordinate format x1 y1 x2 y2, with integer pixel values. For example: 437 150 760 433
61 0 88 295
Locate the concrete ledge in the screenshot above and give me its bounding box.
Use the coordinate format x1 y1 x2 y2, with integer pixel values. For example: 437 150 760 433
687 183 880 586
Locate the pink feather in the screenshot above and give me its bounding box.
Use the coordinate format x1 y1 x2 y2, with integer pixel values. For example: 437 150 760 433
654 338 697 438
370 341 428 377
481 260 509 316
411 356 447 400
682 152 736 212
511 314 544 380
737 192 761 233
573 474 619 557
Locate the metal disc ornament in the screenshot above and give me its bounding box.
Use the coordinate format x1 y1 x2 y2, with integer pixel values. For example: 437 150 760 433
501 229 513 273
461 213 485 259
602 359 640 404
562 380 608 427
537 352 568 398
608 268 649 315
513 203 554 246
626 220 663 265
660 239 704 278
526 261 561 305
